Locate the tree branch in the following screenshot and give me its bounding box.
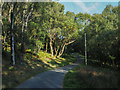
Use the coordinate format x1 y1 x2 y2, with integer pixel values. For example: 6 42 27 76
65 40 76 45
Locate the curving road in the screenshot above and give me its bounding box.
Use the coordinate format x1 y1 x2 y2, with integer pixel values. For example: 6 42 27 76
16 54 82 88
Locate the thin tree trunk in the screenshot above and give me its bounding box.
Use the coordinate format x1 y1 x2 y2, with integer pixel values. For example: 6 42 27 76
55 46 59 58
58 44 66 58
10 6 15 65
54 39 57 56
50 38 54 57
25 11 32 31
85 33 87 65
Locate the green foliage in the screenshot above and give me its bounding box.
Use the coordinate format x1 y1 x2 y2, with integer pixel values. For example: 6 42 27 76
67 4 120 67
2 2 120 88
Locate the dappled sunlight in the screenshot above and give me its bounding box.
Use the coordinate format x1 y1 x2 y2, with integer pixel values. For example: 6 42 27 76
92 71 104 76
79 69 104 77
16 70 65 88
2 71 8 76
2 52 77 88
51 68 68 73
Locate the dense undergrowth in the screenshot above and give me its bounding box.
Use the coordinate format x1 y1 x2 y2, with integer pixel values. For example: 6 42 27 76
2 50 76 88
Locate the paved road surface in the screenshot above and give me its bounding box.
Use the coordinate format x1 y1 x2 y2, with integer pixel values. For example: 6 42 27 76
16 54 83 88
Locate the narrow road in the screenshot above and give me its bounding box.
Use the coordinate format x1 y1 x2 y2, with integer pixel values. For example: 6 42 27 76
16 54 83 88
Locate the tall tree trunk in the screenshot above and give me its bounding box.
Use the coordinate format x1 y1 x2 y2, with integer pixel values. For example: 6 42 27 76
50 38 54 57
20 4 32 64
20 9 25 64
0 2 3 71
10 4 15 65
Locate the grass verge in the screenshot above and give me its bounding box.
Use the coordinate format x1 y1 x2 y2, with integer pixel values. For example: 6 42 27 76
63 64 120 88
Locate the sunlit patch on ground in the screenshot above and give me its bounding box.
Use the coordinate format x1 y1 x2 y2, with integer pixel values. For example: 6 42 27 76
2 51 76 88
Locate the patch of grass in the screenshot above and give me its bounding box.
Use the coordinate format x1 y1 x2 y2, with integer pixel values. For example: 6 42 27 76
2 51 76 88
63 64 120 88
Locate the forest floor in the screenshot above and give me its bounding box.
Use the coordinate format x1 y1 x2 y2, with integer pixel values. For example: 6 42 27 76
2 51 77 88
